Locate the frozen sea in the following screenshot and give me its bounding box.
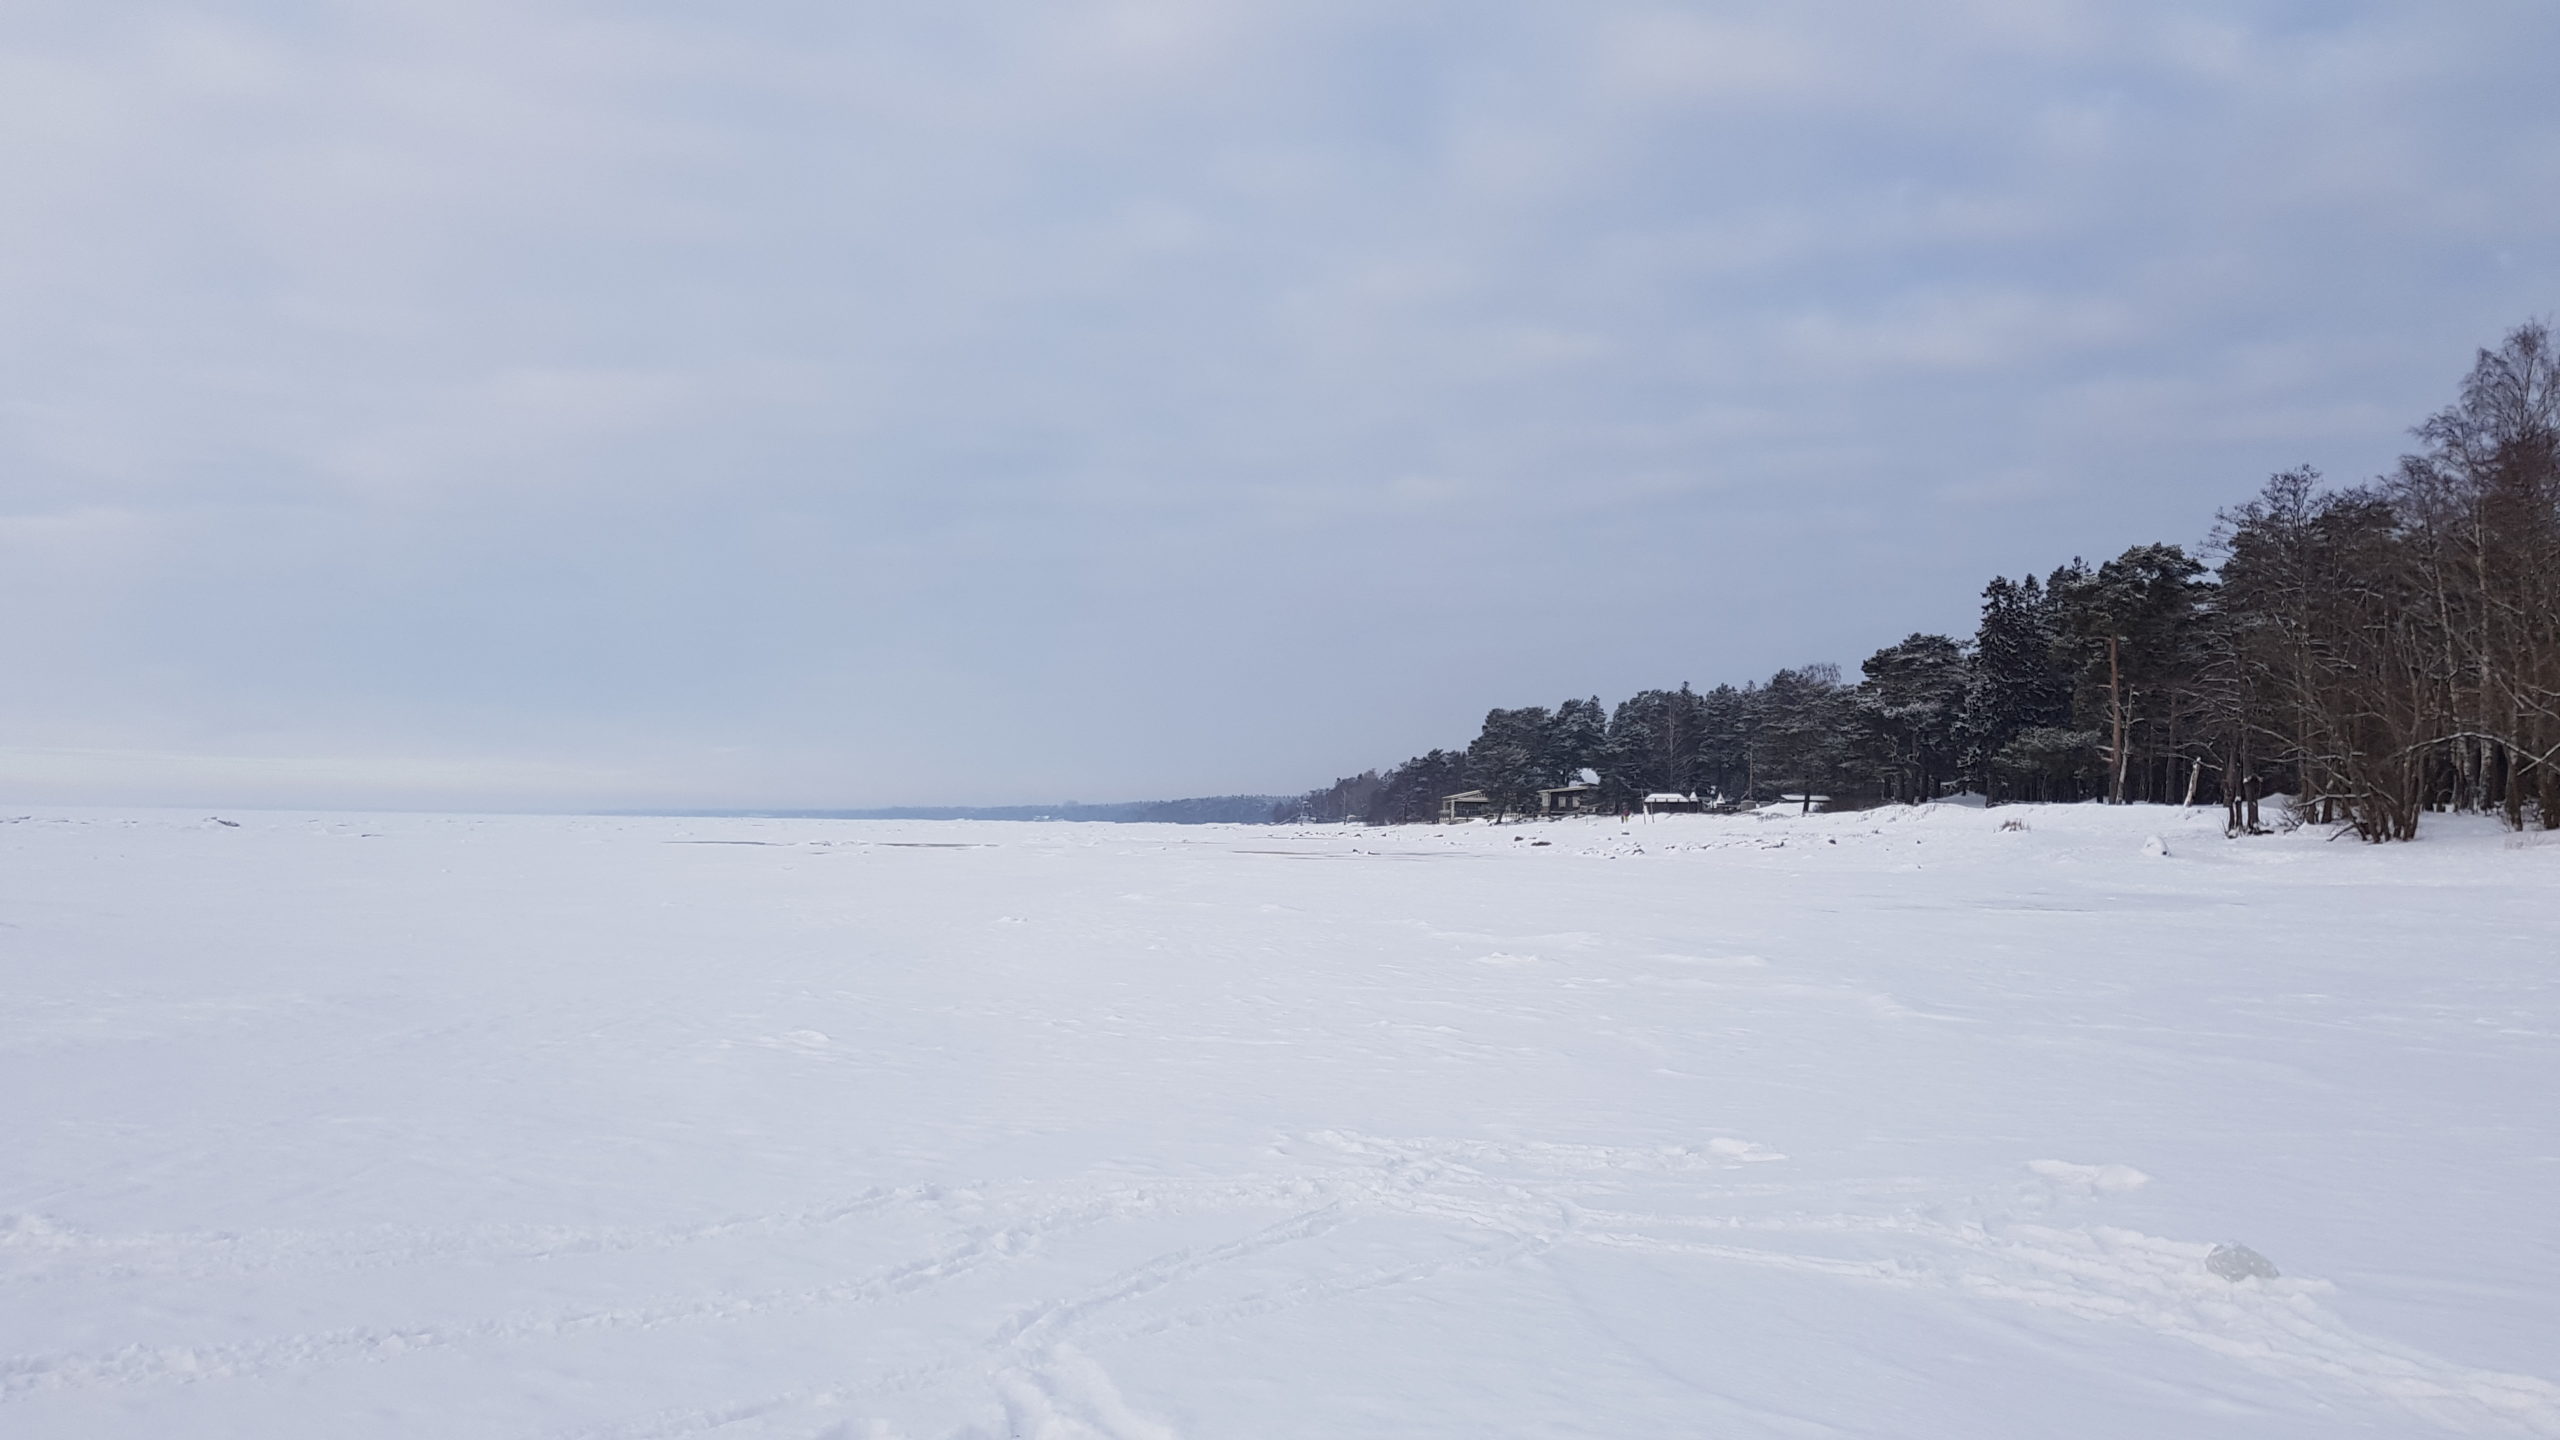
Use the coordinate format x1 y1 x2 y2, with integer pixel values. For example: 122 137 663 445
2 802 2555 1438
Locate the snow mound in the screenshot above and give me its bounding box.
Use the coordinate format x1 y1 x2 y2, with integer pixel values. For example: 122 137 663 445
2028 1159 2153 1195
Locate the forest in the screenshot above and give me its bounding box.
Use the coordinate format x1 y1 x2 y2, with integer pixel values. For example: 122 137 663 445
1276 321 2560 842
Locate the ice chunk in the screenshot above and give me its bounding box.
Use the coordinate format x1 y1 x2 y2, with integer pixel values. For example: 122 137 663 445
2207 1242 2279 1281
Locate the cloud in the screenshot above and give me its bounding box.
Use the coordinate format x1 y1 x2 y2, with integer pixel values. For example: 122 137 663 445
1 1 2555 806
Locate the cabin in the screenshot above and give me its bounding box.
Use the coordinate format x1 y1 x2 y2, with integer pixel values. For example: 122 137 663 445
1538 782 1600 816
1641 792 1704 815
1439 790 1495 822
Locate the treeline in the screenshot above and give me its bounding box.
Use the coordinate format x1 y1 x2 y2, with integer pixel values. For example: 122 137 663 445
1276 320 2560 841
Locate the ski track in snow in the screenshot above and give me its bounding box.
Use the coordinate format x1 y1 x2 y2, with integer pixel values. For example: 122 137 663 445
6 1134 2554 1436
1 804 2555 1437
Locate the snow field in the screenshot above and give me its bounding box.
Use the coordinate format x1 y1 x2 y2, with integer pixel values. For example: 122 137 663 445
0 803 2555 1437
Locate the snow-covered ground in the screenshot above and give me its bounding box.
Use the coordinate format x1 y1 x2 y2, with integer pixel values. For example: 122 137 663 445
2 803 2555 1438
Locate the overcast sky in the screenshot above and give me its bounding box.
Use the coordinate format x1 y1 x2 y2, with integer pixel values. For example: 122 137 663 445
3 1 2556 810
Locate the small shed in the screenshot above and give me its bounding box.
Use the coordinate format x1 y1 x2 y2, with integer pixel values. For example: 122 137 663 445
1641 792 1704 815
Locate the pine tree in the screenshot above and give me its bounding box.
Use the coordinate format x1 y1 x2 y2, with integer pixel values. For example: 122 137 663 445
1600 687 1708 804
2051 545 2212 803
1966 574 2075 803
1851 634 1971 803
1367 749 1472 824
1695 683 1754 803
1466 707 1552 819
1545 697 1608 782
1755 665 1849 810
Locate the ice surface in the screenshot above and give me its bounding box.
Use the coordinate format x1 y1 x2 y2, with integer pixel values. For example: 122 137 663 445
1 803 2555 1438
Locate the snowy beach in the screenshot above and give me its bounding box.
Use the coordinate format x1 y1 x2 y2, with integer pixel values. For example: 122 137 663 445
2 804 2555 1438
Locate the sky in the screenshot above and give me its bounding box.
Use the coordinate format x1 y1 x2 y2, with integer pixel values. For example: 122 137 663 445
3 0 2556 811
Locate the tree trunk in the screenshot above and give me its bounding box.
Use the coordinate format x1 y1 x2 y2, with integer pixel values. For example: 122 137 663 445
2107 636 2129 804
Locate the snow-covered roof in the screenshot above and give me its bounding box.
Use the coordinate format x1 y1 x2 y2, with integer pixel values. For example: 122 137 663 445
1643 792 1697 804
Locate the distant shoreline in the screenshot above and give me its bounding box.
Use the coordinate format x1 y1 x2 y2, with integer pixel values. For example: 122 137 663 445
614 795 1289 825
